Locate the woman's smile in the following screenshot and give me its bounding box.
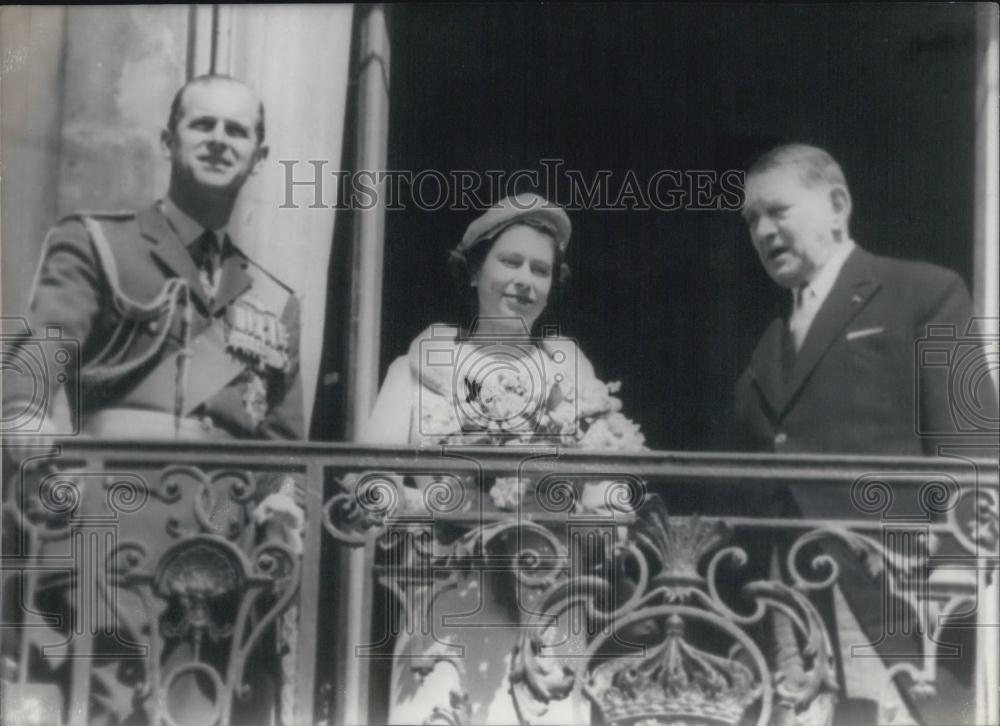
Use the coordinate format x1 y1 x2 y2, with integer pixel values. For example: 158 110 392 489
474 224 555 330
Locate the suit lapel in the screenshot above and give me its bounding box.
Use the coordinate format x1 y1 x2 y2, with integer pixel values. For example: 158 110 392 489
784 247 881 405
137 204 211 312
749 317 789 416
213 238 254 311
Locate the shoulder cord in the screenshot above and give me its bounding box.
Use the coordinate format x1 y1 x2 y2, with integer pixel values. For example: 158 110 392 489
76 217 193 388
173 288 193 436
76 217 194 426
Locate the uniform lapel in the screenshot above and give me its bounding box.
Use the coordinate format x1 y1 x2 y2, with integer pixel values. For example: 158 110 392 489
749 317 789 416
212 237 254 312
783 247 881 406
137 204 211 312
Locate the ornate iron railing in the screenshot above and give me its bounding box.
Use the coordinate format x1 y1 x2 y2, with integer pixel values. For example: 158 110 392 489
2 441 997 726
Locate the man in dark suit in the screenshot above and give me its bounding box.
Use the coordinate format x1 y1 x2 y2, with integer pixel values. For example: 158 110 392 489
2 75 303 726
734 143 997 725
734 144 987 457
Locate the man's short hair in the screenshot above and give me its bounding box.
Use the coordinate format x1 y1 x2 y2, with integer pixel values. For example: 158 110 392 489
747 143 849 192
167 74 266 143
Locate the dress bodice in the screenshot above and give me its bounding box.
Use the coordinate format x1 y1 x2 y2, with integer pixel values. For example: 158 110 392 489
362 324 598 447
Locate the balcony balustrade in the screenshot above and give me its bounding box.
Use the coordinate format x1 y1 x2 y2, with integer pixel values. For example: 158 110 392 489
2 441 997 726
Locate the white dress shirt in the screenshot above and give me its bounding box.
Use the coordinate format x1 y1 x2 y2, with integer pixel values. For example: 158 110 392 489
789 239 856 350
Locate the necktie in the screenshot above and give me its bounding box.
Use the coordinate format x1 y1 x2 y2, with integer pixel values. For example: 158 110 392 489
788 284 808 351
191 229 219 299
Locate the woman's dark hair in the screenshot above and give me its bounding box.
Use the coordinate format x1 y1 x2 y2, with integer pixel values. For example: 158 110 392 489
448 219 571 333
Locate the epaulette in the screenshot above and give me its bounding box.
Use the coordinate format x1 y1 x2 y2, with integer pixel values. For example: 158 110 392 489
33 210 189 387
231 245 296 296
32 212 139 299
57 210 136 224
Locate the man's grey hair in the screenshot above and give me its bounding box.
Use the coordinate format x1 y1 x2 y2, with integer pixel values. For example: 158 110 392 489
747 143 852 231
747 143 849 192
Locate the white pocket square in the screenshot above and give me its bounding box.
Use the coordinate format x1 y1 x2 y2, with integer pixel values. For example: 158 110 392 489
846 326 884 341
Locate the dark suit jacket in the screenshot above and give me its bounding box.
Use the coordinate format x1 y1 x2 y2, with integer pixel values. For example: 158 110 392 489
735 246 990 471
4 203 304 440
734 246 995 724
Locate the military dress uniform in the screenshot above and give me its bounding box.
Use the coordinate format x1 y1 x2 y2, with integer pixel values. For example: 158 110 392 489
5 201 304 439
2 201 305 725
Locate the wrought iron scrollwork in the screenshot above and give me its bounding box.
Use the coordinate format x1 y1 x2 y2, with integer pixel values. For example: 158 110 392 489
155 465 257 541
100 529 301 726
950 485 999 556
323 472 404 545
508 496 839 726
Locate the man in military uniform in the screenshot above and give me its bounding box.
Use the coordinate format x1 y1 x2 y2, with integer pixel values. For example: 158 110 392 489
2 75 305 725
4 74 303 440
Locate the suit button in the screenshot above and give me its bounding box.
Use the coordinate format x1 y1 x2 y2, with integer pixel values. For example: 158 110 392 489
200 416 214 433
774 432 788 446
148 320 160 333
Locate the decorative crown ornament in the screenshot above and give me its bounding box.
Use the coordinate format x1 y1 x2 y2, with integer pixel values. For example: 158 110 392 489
584 614 762 726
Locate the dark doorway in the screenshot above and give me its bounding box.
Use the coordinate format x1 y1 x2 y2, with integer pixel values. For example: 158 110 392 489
380 4 977 450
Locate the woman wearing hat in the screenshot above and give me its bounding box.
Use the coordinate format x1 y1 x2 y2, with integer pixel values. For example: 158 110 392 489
359 193 643 724
362 192 583 446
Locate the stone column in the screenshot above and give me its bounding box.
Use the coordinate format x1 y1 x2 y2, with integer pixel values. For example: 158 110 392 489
57 6 190 215
0 6 67 313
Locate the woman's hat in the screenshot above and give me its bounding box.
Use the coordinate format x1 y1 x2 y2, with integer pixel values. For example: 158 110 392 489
458 193 571 254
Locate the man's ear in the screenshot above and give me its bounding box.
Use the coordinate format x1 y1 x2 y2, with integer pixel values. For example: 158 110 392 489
251 144 270 175
829 185 852 233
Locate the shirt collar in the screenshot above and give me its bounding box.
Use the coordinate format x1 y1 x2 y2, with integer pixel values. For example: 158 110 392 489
796 238 856 305
159 197 227 249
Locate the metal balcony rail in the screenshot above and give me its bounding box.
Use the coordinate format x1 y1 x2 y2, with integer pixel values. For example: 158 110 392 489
2 440 997 726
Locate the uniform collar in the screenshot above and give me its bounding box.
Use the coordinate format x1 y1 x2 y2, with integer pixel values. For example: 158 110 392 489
159 197 228 249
